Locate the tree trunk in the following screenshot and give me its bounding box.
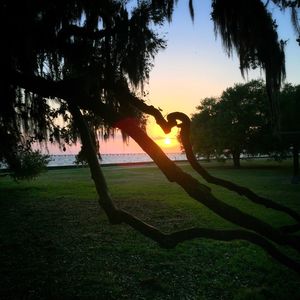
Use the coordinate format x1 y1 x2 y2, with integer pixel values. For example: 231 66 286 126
291 142 299 184
232 150 241 168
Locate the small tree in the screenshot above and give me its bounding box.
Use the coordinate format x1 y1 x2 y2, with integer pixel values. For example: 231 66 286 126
10 148 50 181
0 129 50 180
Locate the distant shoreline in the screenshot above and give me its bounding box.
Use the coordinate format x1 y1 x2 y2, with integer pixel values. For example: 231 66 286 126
46 159 189 170
48 152 182 156
0 158 189 172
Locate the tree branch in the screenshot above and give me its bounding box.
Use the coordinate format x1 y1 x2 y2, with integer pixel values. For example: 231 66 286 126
82 97 300 253
8 70 106 109
114 82 175 133
123 95 300 230
96 113 300 253
166 112 300 226
68 100 300 274
118 209 300 274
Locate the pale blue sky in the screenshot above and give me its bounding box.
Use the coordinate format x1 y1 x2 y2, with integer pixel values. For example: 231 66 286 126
147 0 300 116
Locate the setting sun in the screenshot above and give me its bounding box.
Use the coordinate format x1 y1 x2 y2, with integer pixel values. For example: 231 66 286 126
164 137 171 145
146 119 181 152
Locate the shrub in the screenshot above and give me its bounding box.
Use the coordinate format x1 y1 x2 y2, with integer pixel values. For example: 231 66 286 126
10 149 50 180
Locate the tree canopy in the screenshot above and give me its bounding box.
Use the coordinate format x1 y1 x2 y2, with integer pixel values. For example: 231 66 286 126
190 80 274 168
1 0 300 274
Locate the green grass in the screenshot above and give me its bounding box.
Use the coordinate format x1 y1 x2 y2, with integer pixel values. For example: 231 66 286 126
0 160 299 299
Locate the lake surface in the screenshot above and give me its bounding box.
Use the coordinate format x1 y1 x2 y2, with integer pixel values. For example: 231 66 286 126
0 153 187 169
48 153 187 167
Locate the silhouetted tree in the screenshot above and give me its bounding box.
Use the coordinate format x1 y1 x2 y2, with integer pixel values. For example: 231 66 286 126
191 80 274 168
1 0 300 273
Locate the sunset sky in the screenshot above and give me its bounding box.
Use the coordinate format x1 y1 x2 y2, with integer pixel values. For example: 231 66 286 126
60 1 300 155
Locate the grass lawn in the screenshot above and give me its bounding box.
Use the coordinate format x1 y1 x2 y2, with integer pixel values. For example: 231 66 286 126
0 160 299 299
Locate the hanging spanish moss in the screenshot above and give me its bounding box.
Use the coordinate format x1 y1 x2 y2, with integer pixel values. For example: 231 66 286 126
211 0 286 131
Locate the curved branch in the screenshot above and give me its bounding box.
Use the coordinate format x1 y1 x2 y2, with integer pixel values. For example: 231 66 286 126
82 99 300 252
123 96 300 229
114 118 300 253
114 82 175 133
166 112 300 225
117 208 300 274
69 101 300 274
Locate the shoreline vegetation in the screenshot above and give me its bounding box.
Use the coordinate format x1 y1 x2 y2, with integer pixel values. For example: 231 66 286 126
1 159 299 299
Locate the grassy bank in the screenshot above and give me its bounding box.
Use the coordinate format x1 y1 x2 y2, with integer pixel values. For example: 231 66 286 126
0 160 299 299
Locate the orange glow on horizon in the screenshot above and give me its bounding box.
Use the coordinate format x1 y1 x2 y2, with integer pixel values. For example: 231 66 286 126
40 116 182 155
147 119 181 153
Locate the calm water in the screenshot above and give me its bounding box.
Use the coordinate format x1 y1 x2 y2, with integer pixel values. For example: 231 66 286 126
48 153 187 167
0 153 187 169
